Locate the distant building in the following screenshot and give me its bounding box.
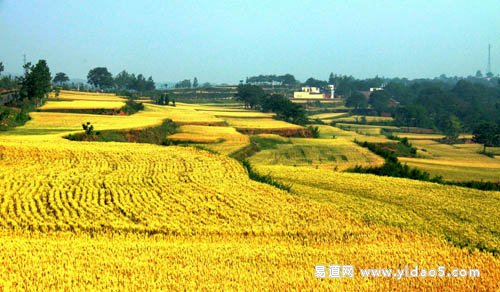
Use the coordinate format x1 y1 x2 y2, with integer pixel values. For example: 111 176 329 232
360 87 384 98
293 86 334 99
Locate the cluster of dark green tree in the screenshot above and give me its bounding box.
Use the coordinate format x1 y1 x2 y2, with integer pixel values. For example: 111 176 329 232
86 68 155 92
173 77 211 89
0 62 19 90
175 78 197 88
113 70 155 92
246 74 297 86
1 60 51 129
327 72 499 97
235 84 306 124
52 72 69 85
390 80 500 138
19 60 52 106
344 90 394 115
298 74 387 95
155 92 176 106
343 78 500 140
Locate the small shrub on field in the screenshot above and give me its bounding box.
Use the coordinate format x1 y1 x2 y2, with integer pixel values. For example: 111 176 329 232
82 122 94 135
307 126 320 138
121 99 144 114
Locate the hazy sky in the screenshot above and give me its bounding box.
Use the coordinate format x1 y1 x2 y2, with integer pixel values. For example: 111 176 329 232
1 0 499 84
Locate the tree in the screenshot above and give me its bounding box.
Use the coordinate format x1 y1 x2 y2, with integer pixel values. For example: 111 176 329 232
259 94 307 124
175 79 191 88
328 72 335 84
304 77 328 88
235 84 265 109
114 70 131 90
345 92 368 109
87 67 113 89
82 122 94 135
472 123 500 152
442 114 462 139
193 77 198 88
280 74 297 86
383 82 416 105
475 70 483 78
20 60 52 104
156 93 170 105
146 76 155 91
369 90 391 114
0 62 4 75
53 72 69 85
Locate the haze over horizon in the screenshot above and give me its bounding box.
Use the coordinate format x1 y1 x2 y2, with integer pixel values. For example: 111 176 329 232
1 0 499 84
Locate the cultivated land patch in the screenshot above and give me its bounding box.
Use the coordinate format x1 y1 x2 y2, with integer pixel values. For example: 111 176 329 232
0 90 499 290
398 139 500 182
167 125 250 154
249 137 384 170
39 100 125 111
50 90 126 101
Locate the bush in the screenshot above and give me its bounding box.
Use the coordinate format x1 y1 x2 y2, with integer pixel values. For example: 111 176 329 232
121 99 144 114
307 125 320 138
82 122 94 135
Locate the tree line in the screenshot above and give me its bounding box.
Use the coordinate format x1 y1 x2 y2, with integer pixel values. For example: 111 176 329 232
235 84 307 124
1 59 52 129
341 78 500 141
245 74 297 86
87 68 156 92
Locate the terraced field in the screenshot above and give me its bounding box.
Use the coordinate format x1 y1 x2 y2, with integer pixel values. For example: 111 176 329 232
400 139 500 182
308 112 348 120
50 90 125 101
334 123 399 135
39 100 125 111
137 103 225 125
0 91 498 290
316 124 390 143
0 141 304 234
332 115 394 123
167 125 250 154
1 111 163 139
249 137 384 170
0 141 498 290
224 117 302 129
254 165 500 255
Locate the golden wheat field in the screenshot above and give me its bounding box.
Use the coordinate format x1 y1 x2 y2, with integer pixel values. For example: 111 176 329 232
50 90 126 101
0 91 499 290
224 117 302 129
0 141 499 290
167 125 250 155
39 100 125 110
